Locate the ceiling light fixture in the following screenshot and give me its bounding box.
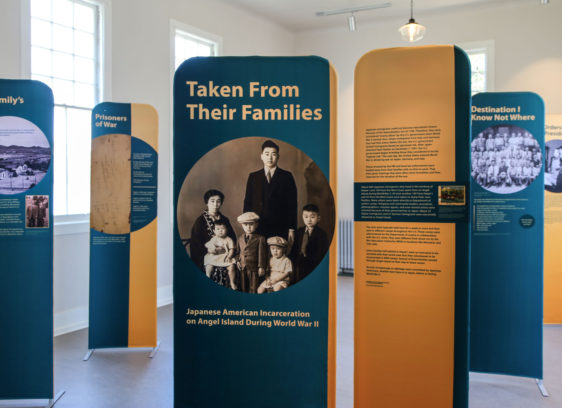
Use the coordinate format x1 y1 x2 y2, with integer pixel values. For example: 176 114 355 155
316 2 392 32
348 14 356 32
398 0 425 42
540 0 550 4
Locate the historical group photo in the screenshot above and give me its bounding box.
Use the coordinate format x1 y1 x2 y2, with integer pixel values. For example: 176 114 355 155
471 125 542 194
177 137 335 294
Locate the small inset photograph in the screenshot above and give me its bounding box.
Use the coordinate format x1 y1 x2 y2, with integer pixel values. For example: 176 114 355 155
177 137 335 294
471 124 542 194
26 195 49 228
438 185 466 206
545 139 562 193
0 116 51 195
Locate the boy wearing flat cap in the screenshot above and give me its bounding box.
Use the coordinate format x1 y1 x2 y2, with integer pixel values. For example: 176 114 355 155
257 236 293 294
236 212 267 293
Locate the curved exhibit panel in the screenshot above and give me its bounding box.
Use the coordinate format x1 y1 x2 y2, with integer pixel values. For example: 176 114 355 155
354 46 471 408
173 56 338 408
89 102 158 350
0 80 54 400
470 92 544 379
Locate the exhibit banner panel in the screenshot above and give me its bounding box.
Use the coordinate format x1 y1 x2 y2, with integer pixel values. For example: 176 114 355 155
173 56 337 408
0 80 54 399
354 46 471 408
89 102 158 349
544 114 562 324
470 92 544 379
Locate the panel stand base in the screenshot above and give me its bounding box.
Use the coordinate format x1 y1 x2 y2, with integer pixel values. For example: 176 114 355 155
536 379 549 397
149 341 161 358
338 269 354 276
0 392 65 408
83 342 160 360
47 390 66 407
82 349 94 361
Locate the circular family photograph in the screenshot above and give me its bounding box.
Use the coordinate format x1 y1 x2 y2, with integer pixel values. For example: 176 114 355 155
0 116 51 195
471 125 542 194
177 137 335 294
545 139 562 193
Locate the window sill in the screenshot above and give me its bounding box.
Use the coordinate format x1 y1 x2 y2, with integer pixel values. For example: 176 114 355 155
54 214 90 236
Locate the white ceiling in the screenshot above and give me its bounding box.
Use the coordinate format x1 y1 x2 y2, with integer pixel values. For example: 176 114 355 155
220 0 530 31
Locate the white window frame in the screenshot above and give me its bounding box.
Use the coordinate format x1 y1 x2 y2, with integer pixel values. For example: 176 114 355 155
21 0 112 234
458 40 495 95
170 20 222 72
168 20 222 226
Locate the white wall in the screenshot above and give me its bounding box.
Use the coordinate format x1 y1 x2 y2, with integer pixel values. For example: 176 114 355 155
0 0 294 335
0 0 23 77
295 1 562 218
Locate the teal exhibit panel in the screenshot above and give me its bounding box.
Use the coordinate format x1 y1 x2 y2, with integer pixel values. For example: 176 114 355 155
0 79 54 399
173 56 338 408
89 102 158 350
470 92 544 379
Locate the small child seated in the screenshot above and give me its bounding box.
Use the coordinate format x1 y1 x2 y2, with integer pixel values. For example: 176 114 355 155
291 204 329 283
204 220 237 290
257 236 293 294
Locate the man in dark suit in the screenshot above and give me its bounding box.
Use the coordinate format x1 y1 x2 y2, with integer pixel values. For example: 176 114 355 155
243 140 297 251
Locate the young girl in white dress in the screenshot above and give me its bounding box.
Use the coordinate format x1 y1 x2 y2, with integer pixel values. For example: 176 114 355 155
204 220 237 289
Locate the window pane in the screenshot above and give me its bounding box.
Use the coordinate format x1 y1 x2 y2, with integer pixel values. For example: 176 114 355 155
471 54 486 72
74 31 94 58
31 0 52 20
472 72 485 93
52 78 75 105
74 3 94 33
31 18 52 49
74 83 95 108
175 30 216 70
195 42 213 56
52 0 73 27
53 106 68 216
74 56 95 84
175 37 186 69
52 51 74 80
468 51 488 95
32 46 53 77
53 24 74 53
66 108 91 214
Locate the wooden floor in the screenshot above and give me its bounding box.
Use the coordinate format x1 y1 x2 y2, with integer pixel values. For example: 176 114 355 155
1 275 561 407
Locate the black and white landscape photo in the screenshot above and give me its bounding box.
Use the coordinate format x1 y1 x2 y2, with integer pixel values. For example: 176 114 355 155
0 116 51 195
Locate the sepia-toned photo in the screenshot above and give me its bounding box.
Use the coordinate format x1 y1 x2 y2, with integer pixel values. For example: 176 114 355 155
25 195 49 228
471 125 542 194
0 116 51 195
90 134 132 234
438 185 466 206
177 137 335 294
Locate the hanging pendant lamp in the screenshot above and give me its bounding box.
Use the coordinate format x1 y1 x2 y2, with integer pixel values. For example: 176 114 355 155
399 0 425 42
